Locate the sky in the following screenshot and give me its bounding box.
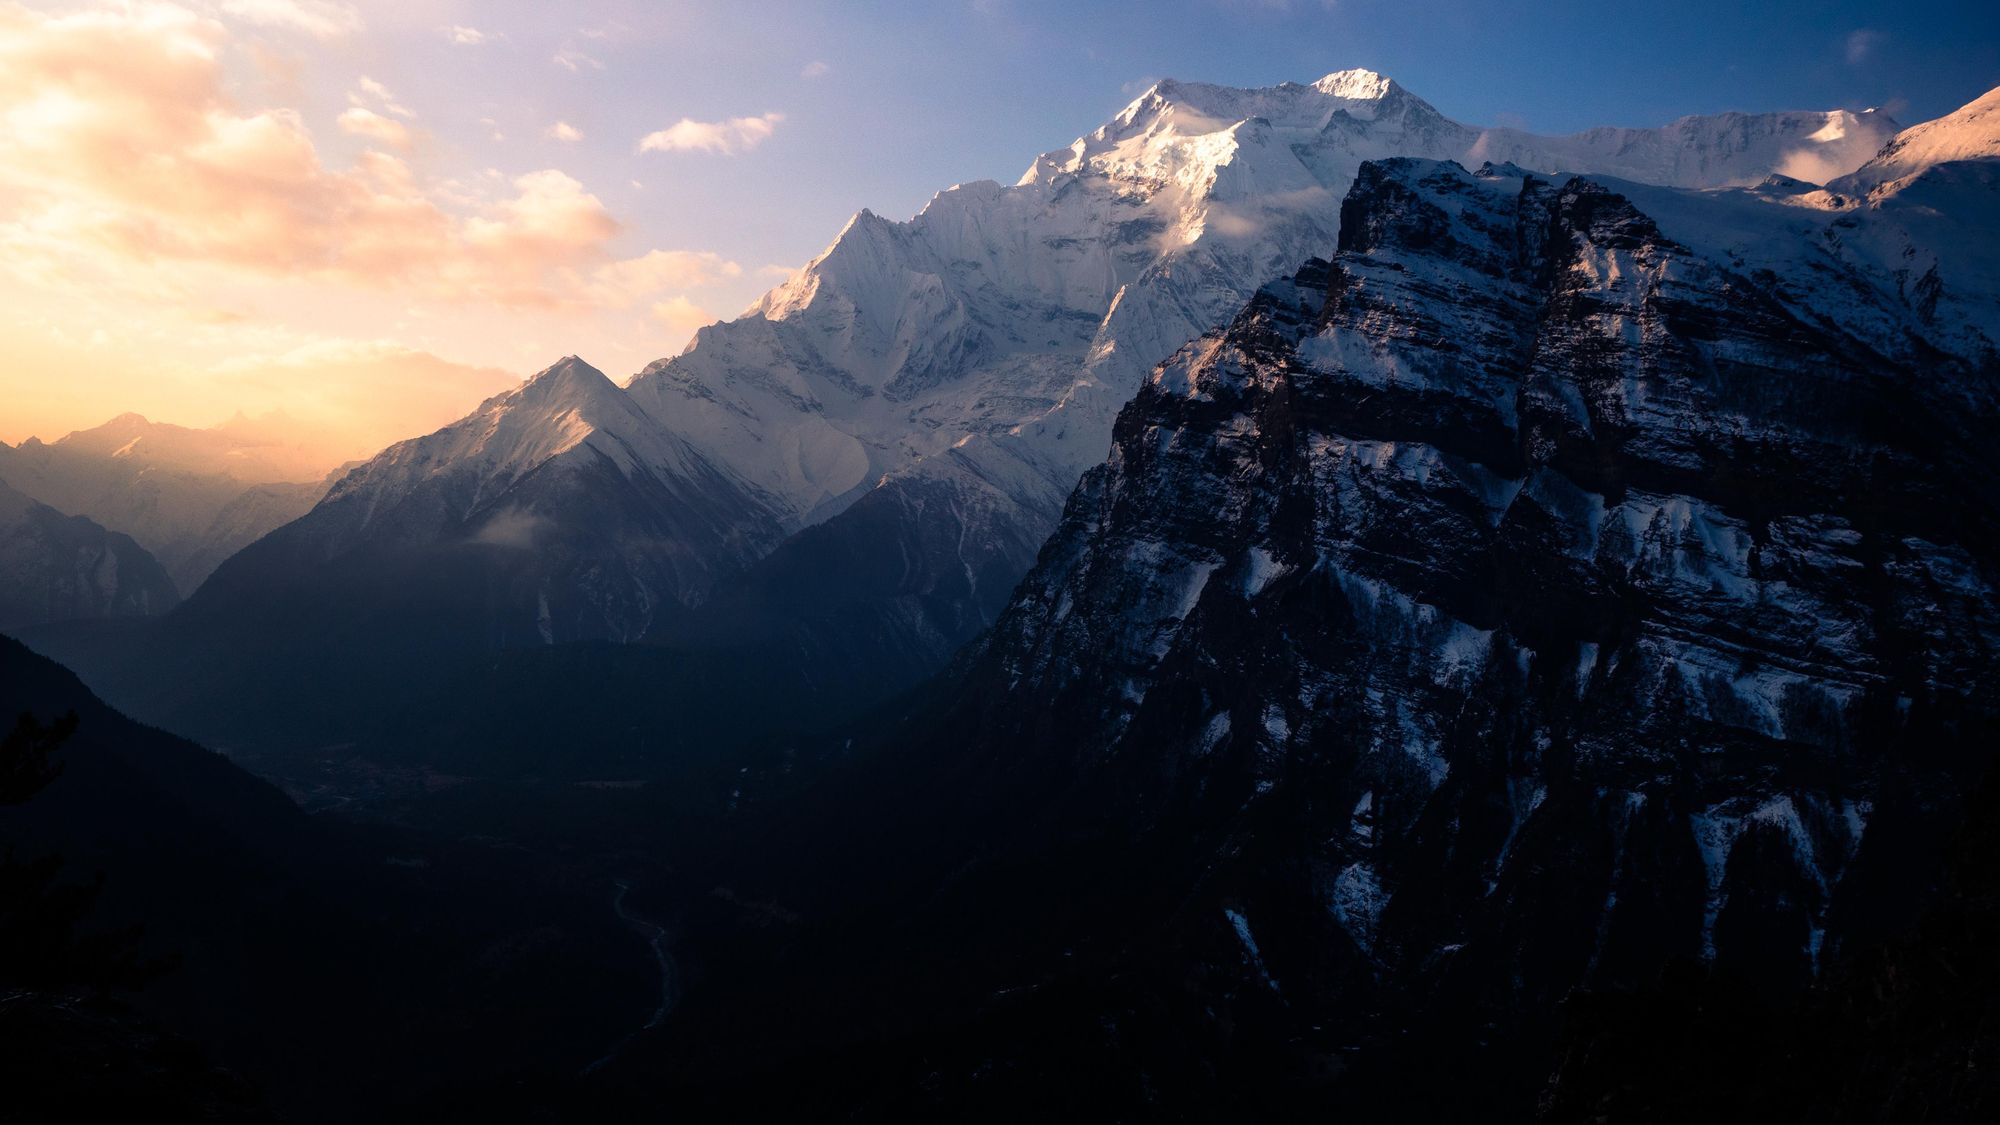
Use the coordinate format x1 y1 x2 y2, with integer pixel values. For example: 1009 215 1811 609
2 0 1994 461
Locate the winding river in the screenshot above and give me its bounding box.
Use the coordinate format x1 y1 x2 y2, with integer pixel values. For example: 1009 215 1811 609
583 879 677 1074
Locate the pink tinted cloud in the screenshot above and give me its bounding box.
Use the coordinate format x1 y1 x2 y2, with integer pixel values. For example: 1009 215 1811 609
0 2 736 312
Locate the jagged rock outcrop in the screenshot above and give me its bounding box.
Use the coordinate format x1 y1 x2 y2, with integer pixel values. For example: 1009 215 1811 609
927 153 1999 1111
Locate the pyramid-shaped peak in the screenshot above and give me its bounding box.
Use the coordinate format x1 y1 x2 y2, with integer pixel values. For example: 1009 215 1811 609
508 355 628 414
70 412 154 437
533 355 609 383
55 412 159 448
520 355 615 392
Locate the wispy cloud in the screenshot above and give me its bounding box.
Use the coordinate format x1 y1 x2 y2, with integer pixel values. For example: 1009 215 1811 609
1845 28 1883 65
444 25 492 46
546 121 584 143
553 47 603 72
638 113 784 155
597 252 741 307
801 60 830 79
220 0 360 39
353 76 413 119
337 107 412 150
650 296 716 342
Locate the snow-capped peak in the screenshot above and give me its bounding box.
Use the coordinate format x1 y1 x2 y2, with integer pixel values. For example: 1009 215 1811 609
1311 67 1396 102
624 68 1923 545
1832 85 2000 195
321 353 699 535
1022 69 1435 187
508 355 621 411
296 69 1963 651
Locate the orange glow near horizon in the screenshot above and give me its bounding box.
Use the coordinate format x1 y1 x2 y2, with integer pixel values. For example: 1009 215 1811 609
0 2 745 464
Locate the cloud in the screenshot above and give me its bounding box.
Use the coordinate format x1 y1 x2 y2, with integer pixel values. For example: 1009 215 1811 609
337 106 412 150
801 60 830 79
593 251 740 307
546 120 584 143
1845 28 1883 65
354 76 413 118
219 0 359 39
0 3 737 314
553 47 603 72
470 507 547 549
650 296 716 342
444 25 489 46
211 339 521 458
0 320 520 462
638 112 784 155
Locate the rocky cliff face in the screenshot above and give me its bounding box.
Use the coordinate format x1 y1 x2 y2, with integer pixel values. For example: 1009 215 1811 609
630 154 2000 1118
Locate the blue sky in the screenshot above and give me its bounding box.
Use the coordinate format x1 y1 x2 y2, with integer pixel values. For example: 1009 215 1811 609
420 0 2000 297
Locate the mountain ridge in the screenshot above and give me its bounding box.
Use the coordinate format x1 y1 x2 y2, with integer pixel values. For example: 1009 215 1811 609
34 73 1998 776
0 413 336 594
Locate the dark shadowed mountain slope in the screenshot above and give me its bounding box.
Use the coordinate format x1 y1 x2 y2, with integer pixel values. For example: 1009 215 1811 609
17 357 798 763
0 477 179 630
0 633 654 1122
1538 755 2000 1124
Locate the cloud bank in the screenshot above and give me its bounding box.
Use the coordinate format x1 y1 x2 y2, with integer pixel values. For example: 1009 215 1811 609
0 2 733 312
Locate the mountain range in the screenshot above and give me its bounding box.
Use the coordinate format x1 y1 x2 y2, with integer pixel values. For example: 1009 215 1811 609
0 412 341 598
26 69 1935 768
579 96 2000 1122
289 71 1905 648
8 64 2000 1122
